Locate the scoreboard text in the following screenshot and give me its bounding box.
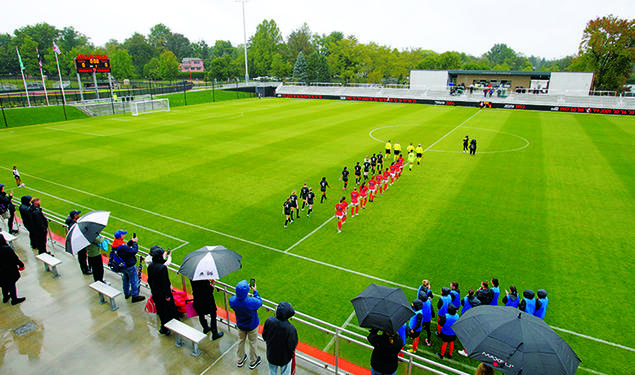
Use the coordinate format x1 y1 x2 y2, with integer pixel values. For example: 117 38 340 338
75 54 111 73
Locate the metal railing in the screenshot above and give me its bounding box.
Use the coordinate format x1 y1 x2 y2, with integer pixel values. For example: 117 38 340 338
7 201 468 375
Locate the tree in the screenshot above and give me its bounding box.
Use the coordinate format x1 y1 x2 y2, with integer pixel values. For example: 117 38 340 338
485 44 517 67
59 27 90 52
148 23 171 49
249 19 284 77
437 51 463 69
109 48 136 79
293 51 308 82
270 53 291 80
287 23 314 61
123 33 155 76
13 23 59 53
306 51 329 82
211 40 234 58
314 31 344 56
159 50 179 81
143 57 160 79
577 15 635 91
166 33 192 60
191 40 210 60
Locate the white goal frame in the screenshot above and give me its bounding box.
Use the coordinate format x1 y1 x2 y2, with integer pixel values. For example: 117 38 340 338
130 98 170 116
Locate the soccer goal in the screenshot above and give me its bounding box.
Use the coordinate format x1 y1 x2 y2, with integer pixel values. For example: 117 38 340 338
130 98 170 116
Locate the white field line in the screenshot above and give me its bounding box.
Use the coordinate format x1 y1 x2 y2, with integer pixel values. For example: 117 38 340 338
578 367 608 375
323 311 357 352
422 110 481 153
426 126 530 154
200 341 239 375
45 127 107 137
552 326 634 352
285 216 335 252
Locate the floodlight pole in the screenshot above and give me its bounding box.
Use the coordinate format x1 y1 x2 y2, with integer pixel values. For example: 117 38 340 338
237 0 249 85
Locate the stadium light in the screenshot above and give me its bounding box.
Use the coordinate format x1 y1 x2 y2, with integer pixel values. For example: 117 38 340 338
235 0 250 84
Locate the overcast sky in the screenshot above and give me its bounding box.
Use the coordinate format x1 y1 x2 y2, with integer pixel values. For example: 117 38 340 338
2 0 633 59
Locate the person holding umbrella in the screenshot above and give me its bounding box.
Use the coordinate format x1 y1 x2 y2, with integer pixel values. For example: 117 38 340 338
368 328 403 375
147 246 179 335
66 210 91 275
437 304 459 359
190 278 224 340
86 235 107 284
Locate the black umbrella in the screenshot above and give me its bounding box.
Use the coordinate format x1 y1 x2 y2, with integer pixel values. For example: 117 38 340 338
350 284 414 334
178 246 242 280
65 211 110 255
453 305 580 374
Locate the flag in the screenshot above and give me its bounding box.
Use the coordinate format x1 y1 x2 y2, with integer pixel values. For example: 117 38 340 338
36 48 43 68
53 41 61 55
16 47 24 71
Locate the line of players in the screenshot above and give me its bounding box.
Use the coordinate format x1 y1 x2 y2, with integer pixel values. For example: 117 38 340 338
335 141 424 233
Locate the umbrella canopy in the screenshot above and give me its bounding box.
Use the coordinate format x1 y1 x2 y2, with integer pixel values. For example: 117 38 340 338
453 305 580 375
350 284 414 334
65 211 110 255
178 246 242 280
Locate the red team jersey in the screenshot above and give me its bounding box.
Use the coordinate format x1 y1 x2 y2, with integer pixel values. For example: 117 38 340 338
360 186 368 197
342 200 349 214
383 170 390 181
351 191 360 203
335 203 344 216
369 180 376 190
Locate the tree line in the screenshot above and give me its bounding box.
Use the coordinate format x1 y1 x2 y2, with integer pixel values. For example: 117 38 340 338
0 16 632 91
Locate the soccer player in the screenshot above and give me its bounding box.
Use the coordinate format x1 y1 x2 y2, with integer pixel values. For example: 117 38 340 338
407 142 415 155
463 136 469 153
415 144 424 165
397 155 405 178
377 153 384 171
290 190 300 219
12 166 23 187
354 162 362 185
385 140 392 160
341 196 349 225
373 173 382 197
394 141 402 159
362 159 370 181
359 182 368 209
319 177 330 203
306 188 315 217
370 154 377 174
368 178 377 202
335 199 345 233
350 187 360 217
389 163 397 185
341 166 350 190
382 168 391 193
300 183 309 210
283 198 292 228
407 150 416 171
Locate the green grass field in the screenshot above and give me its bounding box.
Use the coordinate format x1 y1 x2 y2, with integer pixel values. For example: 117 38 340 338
0 98 633 374
1 105 87 127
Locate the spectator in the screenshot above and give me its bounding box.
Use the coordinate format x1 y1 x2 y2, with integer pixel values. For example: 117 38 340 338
147 246 178 335
534 289 549 319
86 235 107 284
469 138 477 156
18 195 35 249
475 281 494 305
262 301 298 375
436 287 452 334
437 304 459 359
475 363 495 375
450 282 461 310
0 234 26 305
420 295 434 346
406 299 423 352
368 328 403 375
111 230 145 303
461 288 481 315
0 184 18 234
190 279 224 340
417 279 433 301
519 289 541 315
490 278 500 305
502 286 519 308
229 280 263 369
66 210 91 275
29 198 50 255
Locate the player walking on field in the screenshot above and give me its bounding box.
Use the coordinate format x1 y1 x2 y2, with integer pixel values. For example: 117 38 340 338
335 199 345 233
354 162 362 185
13 166 23 187
385 140 392 160
359 183 368 209
350 187 360 217
377 153 384 172
283 198 292 228
341 167 350 190
370 154 377 174
300 183 309 210
393 141 402 159
319 177 330 203
463 136 469 153
363 159 371 181
290 190 300 219
415 144 424 165
306 188 315 217
368 178 377 202
408 150 416 171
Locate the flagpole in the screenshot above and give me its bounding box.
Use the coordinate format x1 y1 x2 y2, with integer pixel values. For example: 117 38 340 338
16 47 31 107
53 42 66 105
37 48 50 106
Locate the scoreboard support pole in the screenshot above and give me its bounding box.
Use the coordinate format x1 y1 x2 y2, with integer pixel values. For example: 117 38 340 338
77 73 84 102
92 71 99 99
108 73 114 99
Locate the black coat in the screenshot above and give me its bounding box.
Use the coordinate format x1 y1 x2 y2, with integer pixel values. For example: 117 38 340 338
475 288 494 305
147 260 178 325
0 191 13 212
19 196 32 231
0 240 24 286
262 302 298 366
29 205 48 234
368 329 403 374
190 280 217 315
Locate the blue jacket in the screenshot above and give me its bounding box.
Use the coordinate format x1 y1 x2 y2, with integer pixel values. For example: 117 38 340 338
490 286 500 305
461 296 472 315
437 288 452 316
421 298 433 322
504 293 520 308
114 241 138 267
534 290 549 319
523 298 536 315
450 290 461 309
441 313 459 336
229 280 263 331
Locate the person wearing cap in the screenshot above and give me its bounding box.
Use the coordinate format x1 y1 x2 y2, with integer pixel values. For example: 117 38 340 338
112 230 145 303
0 184 18 235
29 198 50 255
147 246 178 335
66 210 91 275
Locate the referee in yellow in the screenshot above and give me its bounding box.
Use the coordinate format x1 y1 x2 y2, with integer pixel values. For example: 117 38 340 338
393 141 402 160
385 140 392 160
415 144 424 165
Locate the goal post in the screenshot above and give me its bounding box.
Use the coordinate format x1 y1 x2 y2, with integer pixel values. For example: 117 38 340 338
130 98 170 116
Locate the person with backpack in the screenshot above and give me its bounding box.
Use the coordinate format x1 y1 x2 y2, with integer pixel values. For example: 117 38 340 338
262 301 298 375
519 289 541 315
147 246 178 335
111 230 145 303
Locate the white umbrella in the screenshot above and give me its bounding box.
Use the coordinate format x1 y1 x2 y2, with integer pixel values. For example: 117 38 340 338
65 211 110 255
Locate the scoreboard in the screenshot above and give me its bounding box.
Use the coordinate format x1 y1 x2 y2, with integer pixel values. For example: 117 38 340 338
75 54 111 73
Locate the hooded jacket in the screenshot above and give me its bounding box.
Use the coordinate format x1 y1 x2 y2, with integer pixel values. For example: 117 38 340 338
461 293 481 314
0 236 24 285
503 292 520 308
368 329 403 374
437 287 452 316
519 289 541 314
262 302 298 366
29 204 48 233
229 280 262 331
475 287 494 305
19 196 32 231
534 289 549 319
0 191 13 212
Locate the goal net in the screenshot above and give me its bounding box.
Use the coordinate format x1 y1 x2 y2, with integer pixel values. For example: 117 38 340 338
130 98 170 116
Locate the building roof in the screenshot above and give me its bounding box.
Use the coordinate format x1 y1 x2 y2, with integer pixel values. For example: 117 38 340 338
448 70 551 78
